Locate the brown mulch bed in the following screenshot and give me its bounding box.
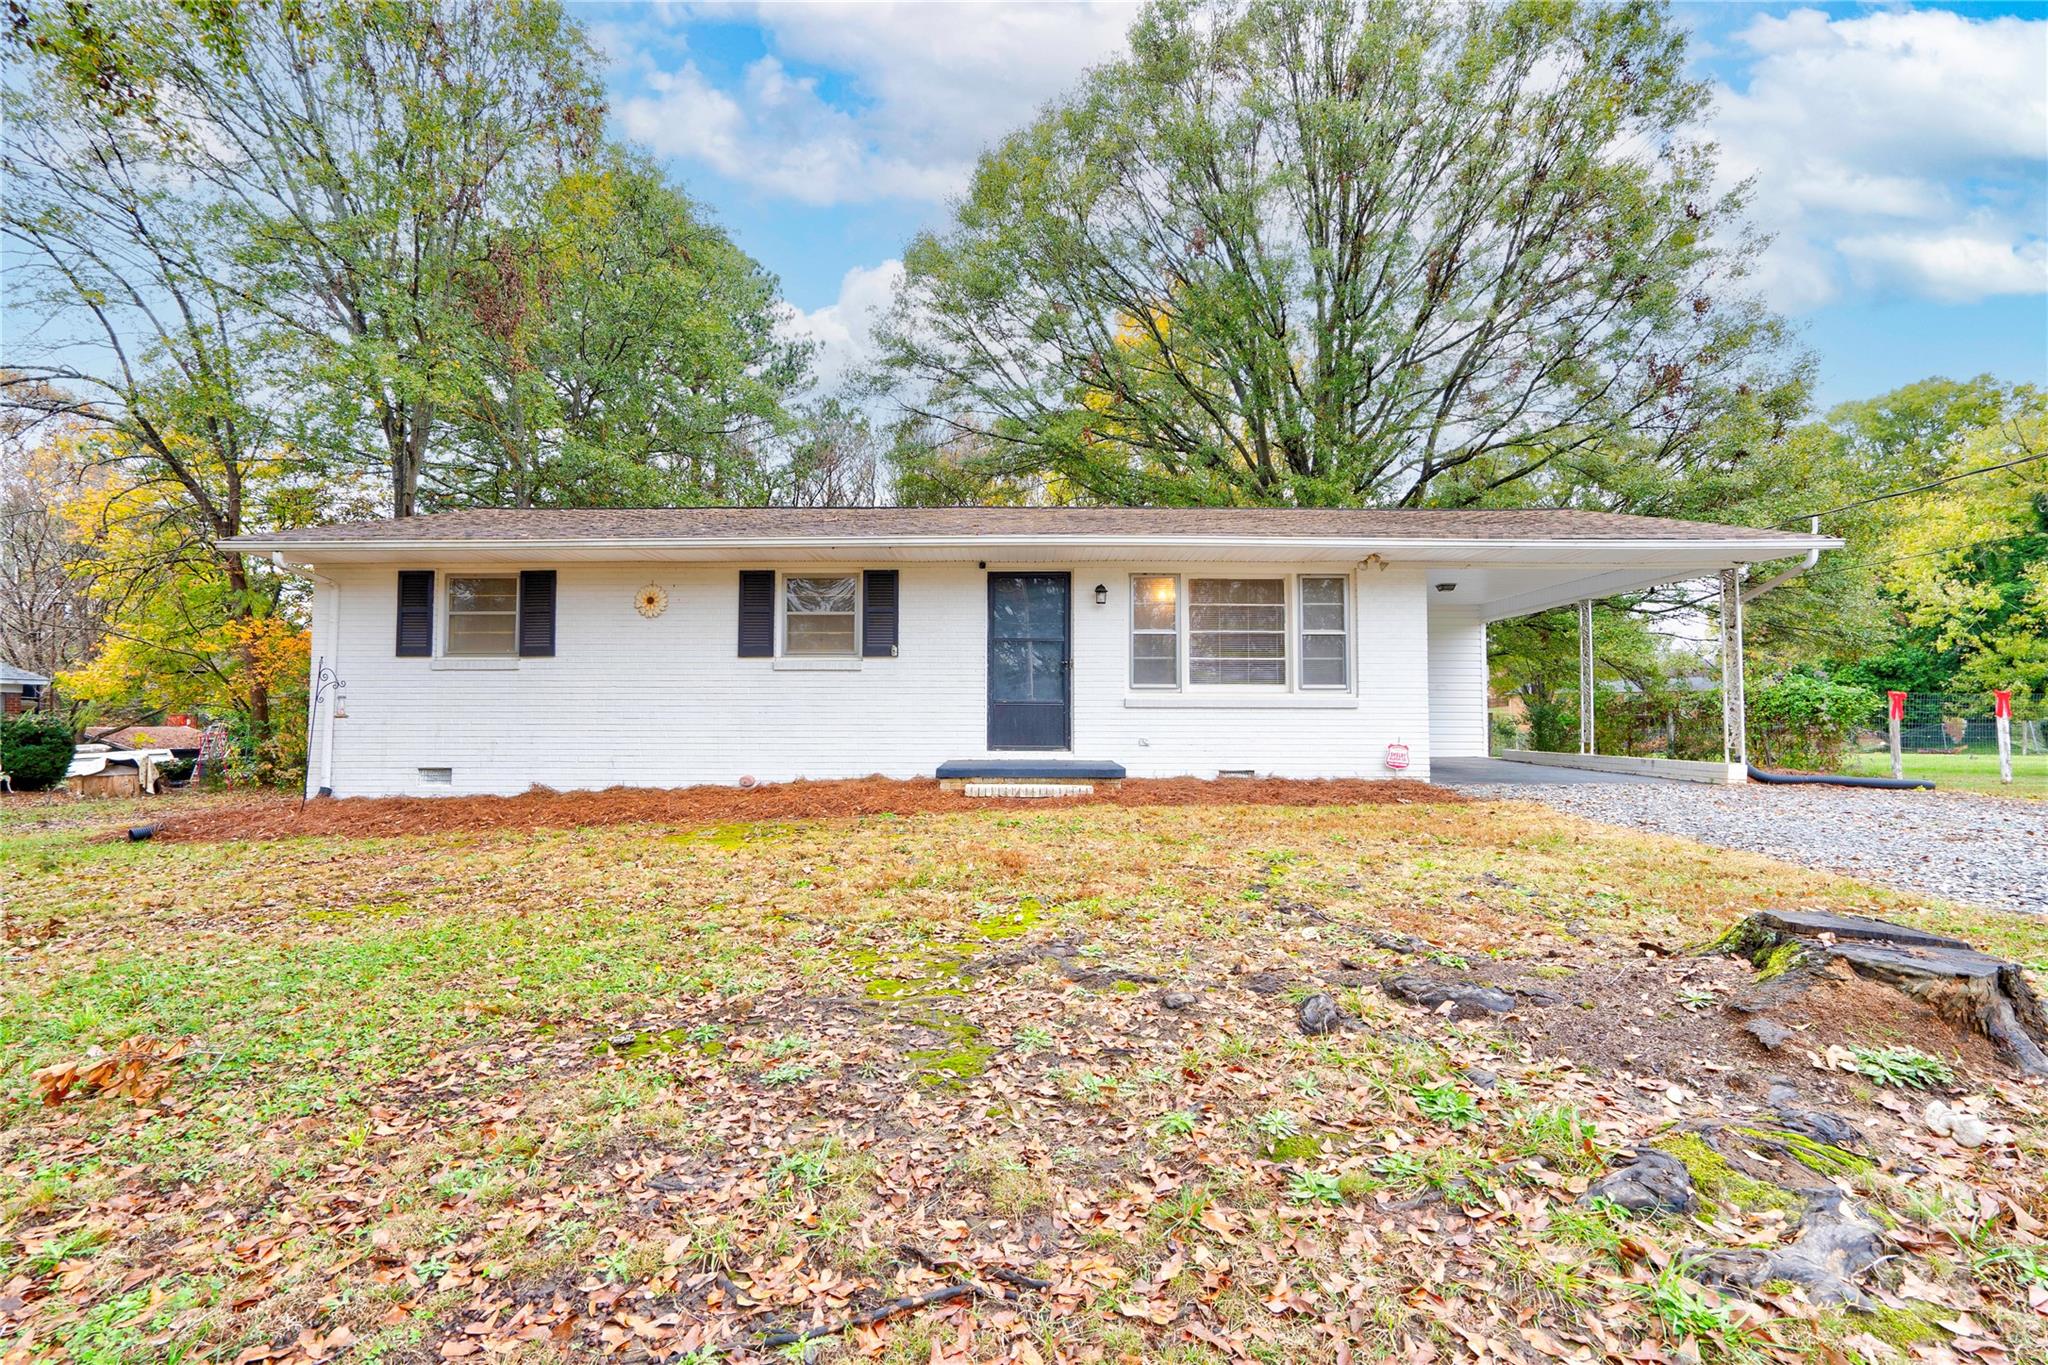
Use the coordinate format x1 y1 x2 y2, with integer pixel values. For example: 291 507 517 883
150 775 1464 842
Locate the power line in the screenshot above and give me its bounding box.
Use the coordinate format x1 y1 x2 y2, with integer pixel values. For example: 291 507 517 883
1606 528 2040 614
1845 529 2044 574
1781 447 2048 527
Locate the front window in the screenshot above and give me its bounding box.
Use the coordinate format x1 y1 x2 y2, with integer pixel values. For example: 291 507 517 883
446 575 517 656
1130 575 1179 687
784 574 857 655
1188 578 1285 685
1299 575 1349 688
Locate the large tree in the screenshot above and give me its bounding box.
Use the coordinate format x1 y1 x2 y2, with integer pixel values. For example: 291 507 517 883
1833 380 2048 706
0 396 104 685
5 0 607 518
881 0 1801 509
438 154 812 509
0 48 305 731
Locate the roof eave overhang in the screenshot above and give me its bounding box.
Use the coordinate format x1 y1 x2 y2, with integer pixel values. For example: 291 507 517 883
225 532 1841 560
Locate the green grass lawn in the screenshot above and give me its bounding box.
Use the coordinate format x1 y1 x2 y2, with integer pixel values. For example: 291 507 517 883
1840 748 2048 796
3 792 2043 1363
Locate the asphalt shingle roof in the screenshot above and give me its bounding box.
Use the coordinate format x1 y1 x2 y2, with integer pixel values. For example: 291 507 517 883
229 506 1824 546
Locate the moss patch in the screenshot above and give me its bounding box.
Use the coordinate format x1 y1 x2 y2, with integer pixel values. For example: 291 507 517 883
1754 941 1810 982
590 1028 726 1060
1728 1126 1872 1178
1701 917 1816 981
904 1035 995 1085
1259 1130 1347 1163
849 945 997 1087
678 822 789 852
1812 1302 1947 1349
847 946 971 1001
304 898 415 923
1652 1132 1805 1216
974 898 1046 941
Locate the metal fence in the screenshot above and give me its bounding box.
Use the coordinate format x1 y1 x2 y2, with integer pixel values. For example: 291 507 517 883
1837 691 2048 794
1490 686 2047 795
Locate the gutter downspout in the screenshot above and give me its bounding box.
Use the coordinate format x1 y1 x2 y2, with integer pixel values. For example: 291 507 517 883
1741 516 1821 604
273 554 342 797
1727 521 1932 790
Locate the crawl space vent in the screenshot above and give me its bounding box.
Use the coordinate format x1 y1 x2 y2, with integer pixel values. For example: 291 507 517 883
419 767 452 785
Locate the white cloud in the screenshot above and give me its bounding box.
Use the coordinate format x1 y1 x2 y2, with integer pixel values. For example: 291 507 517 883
1838 228 2048 305
615 2 1135 205
613 3 2048 314
618 57 957 205
780 259 906 393
1710 7 2048 310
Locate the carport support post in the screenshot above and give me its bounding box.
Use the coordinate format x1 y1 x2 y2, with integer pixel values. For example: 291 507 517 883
1719 569 1747 770
1577 599 1595 755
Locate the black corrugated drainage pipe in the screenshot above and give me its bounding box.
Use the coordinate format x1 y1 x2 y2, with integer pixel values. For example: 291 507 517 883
1747 763 1934 791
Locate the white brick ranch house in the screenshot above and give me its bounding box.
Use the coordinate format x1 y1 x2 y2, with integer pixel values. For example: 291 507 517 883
224 508 1837 799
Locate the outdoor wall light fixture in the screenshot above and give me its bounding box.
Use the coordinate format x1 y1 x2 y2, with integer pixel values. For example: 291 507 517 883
1436 582 1458 593
1094 583 1109 605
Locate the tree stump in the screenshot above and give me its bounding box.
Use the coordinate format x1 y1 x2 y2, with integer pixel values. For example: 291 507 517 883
1713 910 2048 1077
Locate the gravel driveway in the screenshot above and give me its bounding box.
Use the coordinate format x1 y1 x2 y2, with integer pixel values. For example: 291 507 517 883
1451 780 2048 915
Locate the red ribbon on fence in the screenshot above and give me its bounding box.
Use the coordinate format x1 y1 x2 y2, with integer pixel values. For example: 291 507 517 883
1888 690 1907 722
1995 690 2012 720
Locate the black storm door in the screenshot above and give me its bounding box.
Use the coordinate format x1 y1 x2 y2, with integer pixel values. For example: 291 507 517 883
987 572 1071 750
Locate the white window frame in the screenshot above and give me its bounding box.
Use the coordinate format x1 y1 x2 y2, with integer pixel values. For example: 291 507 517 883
1125 569 1358 697
443 573 520 659
1185 575 1290 689
778 571 861 658
1128 573 1182 690
1296 573 1351 690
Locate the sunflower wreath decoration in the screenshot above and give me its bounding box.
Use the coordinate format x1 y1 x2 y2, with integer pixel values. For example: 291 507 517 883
634 584 668 619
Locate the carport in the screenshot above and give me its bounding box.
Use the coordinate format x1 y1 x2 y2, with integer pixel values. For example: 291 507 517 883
1424 520 1839 785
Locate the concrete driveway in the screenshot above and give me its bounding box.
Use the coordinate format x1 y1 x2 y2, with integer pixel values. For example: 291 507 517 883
1432 756 1653 786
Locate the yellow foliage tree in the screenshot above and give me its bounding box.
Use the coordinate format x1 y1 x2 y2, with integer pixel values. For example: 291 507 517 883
1872 388 2048 709
52 425 315 782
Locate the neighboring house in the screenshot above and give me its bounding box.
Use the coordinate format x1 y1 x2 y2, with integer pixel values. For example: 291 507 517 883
223 508 1835 799
1603 672 1720 694
2 662 50 715
87 725 207 762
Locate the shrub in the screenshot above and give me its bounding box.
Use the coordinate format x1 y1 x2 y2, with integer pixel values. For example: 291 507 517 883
1 714 76 791
1748 672 1880 770
1526 695 1574 753
1593 684 1724 761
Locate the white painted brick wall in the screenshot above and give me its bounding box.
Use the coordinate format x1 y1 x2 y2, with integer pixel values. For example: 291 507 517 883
1426 606 1489 758
307 559 1436 797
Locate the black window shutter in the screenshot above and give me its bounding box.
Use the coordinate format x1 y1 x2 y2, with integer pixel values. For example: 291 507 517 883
862 570 899 657
738 570 774 657
396 570 434 657
518 569 556 658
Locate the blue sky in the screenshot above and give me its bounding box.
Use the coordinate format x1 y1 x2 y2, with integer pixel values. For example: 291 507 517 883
589 1 2048 409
